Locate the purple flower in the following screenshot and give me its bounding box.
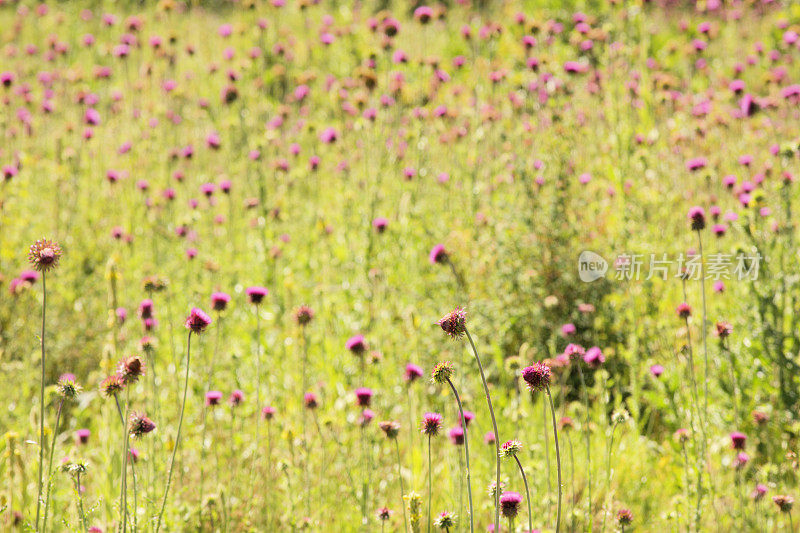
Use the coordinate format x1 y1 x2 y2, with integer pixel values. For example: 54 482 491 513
499 491 523 519
521 362 551 391
346 335 367 354
583 346 605 368
205 391 223 407
185 307 212 333
421 412 443 436
429 244 448 265
405 363 424 382
246 286 269 305
354 387 374 407
211 292 231 312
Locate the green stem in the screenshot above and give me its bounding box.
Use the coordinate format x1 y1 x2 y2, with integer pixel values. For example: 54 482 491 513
513 455 533 533
155 331 193 533
446 378 474 533
465 328 501 533
427 435 432 533
75 472 87 533
35 271 47 532
119 387 131 533
696 230 709 413
395 439 410 533
577 364 592 530
41 398 63 533
546 385 563 533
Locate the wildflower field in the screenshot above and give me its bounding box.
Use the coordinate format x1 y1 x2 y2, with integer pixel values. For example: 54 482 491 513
3 0 800 531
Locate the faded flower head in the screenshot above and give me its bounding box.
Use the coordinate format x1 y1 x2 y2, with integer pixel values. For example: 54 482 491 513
28 239 62 272
294 305 315 325
431 361 454 384
185 307 212 333
421 412 443 436
499 439 523 458
100 374 125 397
117 355 145 384
129 412 156 438
773 494 794 513
436 306 467 339
379 420 401 439
521 362 551 391
376 507 393 521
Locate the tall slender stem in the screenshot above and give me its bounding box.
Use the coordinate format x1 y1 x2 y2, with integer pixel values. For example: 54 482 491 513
41 398 63 533
696 230 709 413
546 385 562 533
446 378 474 533
75 472 87 533
156 331 193 533
465 328 500 533
427 435 432 533
35 271 47 531
119 387 131 532
577 364 592 530
513 455 533 533
394 439 410 533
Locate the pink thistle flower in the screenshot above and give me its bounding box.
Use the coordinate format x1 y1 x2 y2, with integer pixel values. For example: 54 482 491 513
246 286 269 305
184 307 212 334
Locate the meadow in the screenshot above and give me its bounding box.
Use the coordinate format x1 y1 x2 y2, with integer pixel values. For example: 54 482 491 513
1 0 800 531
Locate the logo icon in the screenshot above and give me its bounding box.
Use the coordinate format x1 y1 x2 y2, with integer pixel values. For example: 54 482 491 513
578 251 608 282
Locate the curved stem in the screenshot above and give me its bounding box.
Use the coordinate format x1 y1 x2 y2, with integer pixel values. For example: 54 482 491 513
395 439 410 533
465 328 500 533
446 378 474 533
41 398 63 533
513 455 533 533
546 385 562 533
155 331 192 533
36 271 47 531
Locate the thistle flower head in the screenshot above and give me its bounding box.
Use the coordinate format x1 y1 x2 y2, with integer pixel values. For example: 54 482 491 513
304 392 319 409
436 306 466 339
138 299 154 319
559 416 575 431
773 495 794 513
674 428 690 443
459 410 475 428
75 429 90 444
117 355 145 384
262 405 276 420
421 412 443 436
448 426 464 445
205 391 223 407
245 286 269 304
617 508 633 527
28 239 62 272
583 346 605 368
405 363 424 382
294 305 314 325
129 412 156 438
433 511 457 529
56 376 82 399
521 362 551 391
431 361 454 384
730 431 747 450
354 387 374 407
185 307 212 333
211 292 231 312
379 420 401 439
100 374 125 397
429 243 448 264
359 409 375 427
715 321 733 338
676 302 692 318
499 439 523 458
229 389 244 407
376 507 393 521
346 334 367 354
688 206 706 230
499 491 523 519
